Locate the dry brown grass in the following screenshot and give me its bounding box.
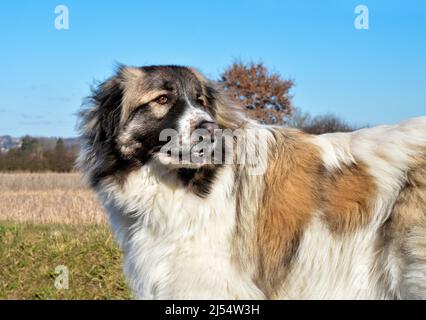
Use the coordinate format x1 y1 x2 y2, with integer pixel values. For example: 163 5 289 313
0 173 106 225
0 172 86 191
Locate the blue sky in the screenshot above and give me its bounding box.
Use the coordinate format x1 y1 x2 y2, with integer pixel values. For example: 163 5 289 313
0 0 425 137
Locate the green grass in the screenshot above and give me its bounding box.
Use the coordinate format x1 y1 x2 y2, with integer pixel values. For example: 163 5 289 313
0 222 131 300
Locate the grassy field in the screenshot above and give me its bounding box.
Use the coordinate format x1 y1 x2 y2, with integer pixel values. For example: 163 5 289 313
0 173 131 300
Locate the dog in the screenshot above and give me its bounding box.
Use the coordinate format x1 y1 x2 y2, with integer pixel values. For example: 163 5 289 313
77 65 426 299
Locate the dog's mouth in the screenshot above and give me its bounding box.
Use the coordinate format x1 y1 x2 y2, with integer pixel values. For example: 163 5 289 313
152 140 217 168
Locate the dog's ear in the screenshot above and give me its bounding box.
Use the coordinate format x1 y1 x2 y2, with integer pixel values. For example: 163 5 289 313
79 72 123 145
93 76 123 141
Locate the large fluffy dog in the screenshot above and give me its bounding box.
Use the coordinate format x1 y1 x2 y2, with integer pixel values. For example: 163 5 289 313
78 65 426 299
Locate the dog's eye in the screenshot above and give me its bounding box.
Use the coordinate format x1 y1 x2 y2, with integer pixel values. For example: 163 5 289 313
155 95 168 105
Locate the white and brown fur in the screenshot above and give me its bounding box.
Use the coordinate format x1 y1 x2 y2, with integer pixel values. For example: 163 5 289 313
77 65 426 299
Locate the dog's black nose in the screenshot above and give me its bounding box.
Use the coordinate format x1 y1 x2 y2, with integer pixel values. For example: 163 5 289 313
196 121 218 141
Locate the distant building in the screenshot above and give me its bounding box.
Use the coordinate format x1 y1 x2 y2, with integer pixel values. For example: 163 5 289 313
0 135 22 152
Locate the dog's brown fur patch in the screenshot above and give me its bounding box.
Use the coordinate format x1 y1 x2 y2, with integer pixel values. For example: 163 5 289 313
254 129 323 296
251 129 381 296
321 162 377 233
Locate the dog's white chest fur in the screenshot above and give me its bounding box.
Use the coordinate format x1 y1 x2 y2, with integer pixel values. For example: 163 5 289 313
100 164 262 299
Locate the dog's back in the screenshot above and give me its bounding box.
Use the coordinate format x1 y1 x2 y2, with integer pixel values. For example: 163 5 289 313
268 117 426 299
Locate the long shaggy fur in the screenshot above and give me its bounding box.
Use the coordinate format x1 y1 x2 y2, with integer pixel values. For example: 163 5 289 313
78 65 426 299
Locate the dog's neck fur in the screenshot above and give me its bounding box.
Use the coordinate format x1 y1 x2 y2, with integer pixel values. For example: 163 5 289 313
100 163 263 299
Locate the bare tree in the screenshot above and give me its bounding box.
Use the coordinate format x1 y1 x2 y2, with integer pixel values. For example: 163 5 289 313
219 61 294 125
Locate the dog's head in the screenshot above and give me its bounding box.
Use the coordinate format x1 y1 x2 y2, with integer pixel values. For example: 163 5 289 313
78 65 245 187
